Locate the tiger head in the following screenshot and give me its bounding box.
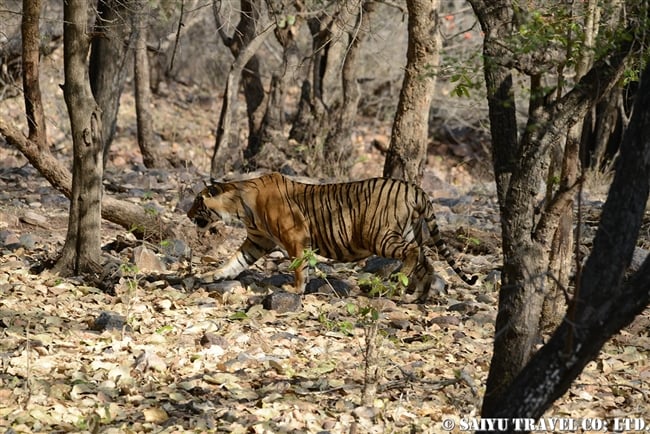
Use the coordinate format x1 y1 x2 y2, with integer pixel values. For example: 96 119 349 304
187 182 239 233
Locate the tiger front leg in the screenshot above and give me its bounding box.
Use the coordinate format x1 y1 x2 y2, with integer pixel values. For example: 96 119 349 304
212 236 275 281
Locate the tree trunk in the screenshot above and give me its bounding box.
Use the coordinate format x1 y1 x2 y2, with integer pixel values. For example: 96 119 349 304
133 0 163 168
21 0 47 150
209 21 275 178
253 17 302 170
475 59 650 430
469 0 517 210
212 0 268 164
383 0 441 184
324 0 376 177
89 0 133 167
56 0 104 276
289 13 334 148
469 0 636 416
540 0 599 334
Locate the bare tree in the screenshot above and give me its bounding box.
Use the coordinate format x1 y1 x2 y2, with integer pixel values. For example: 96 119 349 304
383 0 441 184
212 0 269 173
210 0 275 177
468 0 644 415
476 58 650 431
133 0 164 168
209 0 379 178
0 2 174 244
55 0 104 275
89 0 133 167
21 0 47 151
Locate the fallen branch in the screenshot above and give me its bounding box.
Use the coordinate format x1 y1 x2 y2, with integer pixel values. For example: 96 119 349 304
0 119 174 242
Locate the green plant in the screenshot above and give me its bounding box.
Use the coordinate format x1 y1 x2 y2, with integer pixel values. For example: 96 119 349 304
358 271 409 298
289 248 319 271
118 263 141 339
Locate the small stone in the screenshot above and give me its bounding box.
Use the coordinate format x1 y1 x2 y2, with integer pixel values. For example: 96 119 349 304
262 290 302 313
362 257 401 278
19 233 36 249
305 277 351 297
132 245 166 273
453 330 466 340
204 280 242 294
476 293 495 304
261 273 293 288
19 211 49 228
389 318 411 330
0 230 20 248
428 315 460 326
91 311 129 332
161 239 191 258
448 301 478 315
200 332 228 348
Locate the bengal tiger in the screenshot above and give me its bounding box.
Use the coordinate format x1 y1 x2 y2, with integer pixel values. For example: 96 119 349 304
187 172 477 300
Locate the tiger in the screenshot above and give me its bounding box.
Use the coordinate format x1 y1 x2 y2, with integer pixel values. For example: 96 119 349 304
187 172 478 300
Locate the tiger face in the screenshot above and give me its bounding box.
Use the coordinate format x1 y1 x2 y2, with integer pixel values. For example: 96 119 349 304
187 183 242 234
187 194 210 229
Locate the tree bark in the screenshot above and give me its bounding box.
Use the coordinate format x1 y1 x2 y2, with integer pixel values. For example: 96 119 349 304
21 0 47 150
133 0 163 168
468 0 517 209
89 0 133 167
324 0 375 177
57 0 104 275
383 0 441 184
476 59 650 431
210 20 275 178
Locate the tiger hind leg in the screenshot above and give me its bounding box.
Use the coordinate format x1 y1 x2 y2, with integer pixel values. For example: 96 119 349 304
396 244 435 302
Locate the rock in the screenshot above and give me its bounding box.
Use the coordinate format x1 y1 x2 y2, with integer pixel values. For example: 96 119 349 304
200 332 228 348
261 273 293 288
161 238 191 259
362 257 401 278
204 280 243 294
475 293 495 304
262 291 302 313
19 211 49 228
428 315 461 326
91 311 129 332
448 301 478 315
182 276 196 290
389 318 411 330
132 245 166 273
0 230 20 248
19 233 36 250
484 270 501 288
453 330 467 340
305 277 351 297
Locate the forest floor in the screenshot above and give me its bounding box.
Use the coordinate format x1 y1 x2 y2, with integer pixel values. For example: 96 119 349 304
1 62 650 433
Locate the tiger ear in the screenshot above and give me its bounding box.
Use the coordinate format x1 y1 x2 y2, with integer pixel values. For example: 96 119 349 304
203 178 221 197
206 184 227 197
